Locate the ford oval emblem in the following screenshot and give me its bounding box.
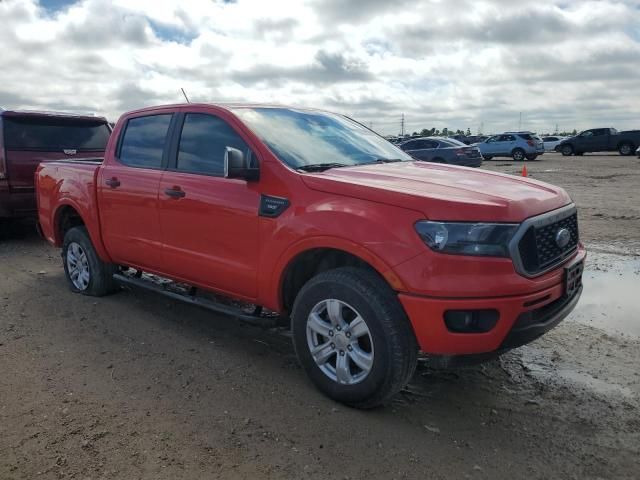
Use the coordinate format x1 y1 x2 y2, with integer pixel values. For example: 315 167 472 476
63 149 77 156
555 228 571 249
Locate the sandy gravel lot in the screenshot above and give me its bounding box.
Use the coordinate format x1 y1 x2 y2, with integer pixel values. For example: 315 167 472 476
1 152 639 479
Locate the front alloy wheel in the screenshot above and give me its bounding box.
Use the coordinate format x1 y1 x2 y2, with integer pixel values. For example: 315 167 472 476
306 299 374 385
292 267 418 408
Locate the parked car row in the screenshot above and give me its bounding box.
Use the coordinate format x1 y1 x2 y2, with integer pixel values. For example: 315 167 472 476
5 102 583 408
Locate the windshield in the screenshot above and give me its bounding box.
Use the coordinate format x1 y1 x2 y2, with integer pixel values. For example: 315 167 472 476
232 107 412 169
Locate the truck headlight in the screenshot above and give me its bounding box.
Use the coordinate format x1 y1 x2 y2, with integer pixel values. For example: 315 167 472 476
414 221 519 257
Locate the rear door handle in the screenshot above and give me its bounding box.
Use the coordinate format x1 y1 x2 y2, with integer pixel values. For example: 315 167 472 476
105 177 120 188
164 187 186 199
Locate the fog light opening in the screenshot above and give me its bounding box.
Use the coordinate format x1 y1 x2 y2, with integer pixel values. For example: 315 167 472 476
444 309 499 333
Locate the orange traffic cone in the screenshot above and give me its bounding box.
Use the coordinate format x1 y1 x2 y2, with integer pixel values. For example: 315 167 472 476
521 163 528 177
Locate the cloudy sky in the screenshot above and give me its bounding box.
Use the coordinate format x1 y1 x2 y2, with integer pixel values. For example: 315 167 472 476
1 0 639 135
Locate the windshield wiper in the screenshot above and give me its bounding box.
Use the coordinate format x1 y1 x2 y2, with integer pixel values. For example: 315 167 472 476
362 158 404 165
297 163 349 172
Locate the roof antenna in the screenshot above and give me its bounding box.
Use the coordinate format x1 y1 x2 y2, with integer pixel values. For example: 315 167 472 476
181 88 190 103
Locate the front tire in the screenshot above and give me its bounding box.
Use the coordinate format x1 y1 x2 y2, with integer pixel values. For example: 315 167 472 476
561 144 573 156
62 226 119 296
291 267 418 408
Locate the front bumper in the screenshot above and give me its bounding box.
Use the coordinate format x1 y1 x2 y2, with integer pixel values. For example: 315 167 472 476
397 248 585 355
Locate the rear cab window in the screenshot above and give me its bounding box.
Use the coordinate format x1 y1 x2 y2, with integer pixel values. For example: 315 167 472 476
3 116 110 151
118 114 173 169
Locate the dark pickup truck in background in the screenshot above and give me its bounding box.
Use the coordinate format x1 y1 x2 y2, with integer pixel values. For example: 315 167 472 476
557 127 640 156
0 108 111 220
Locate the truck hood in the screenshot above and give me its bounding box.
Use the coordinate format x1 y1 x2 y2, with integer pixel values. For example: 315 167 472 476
301 161 572 222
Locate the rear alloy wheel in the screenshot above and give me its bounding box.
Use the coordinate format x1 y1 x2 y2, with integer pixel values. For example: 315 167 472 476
561 144 573 156
512 148 525 161
292 267 418 408
62 226 119 296
619 143 633 156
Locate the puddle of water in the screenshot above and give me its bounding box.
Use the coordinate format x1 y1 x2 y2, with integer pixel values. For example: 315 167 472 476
568 251 640 337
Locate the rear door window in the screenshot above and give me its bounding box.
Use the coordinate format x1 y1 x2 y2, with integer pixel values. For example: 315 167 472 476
176 113 249 176
118 114 173 169
3 116 110 151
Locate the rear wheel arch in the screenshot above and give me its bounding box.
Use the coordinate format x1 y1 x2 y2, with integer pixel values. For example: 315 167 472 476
55 204 86 245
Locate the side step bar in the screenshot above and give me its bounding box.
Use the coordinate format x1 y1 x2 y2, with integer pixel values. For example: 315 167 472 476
113 273 279 328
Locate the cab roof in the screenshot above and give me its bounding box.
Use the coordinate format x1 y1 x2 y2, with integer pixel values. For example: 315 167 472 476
0 108 107 122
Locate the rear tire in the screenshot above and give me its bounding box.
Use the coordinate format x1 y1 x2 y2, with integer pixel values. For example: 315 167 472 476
62 226 119 296
432 157 445 163
561 144 573 156
619 143 634 156
483 156 492 161
512 148 525 161
291 267 418 409
526 154 538 161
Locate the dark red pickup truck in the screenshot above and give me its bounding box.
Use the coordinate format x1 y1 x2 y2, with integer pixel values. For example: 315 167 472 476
36 103 585 407
0 109 110 220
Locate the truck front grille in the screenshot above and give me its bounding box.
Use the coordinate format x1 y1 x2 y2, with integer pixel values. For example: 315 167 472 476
513 208 579 276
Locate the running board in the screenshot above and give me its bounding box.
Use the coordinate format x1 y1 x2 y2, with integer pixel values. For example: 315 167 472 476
113 273 278 328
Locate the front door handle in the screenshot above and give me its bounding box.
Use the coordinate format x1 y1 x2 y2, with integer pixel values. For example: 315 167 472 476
105 177 120 188
164 187 186 199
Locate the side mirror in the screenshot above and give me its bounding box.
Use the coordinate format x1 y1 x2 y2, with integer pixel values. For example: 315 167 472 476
224 147 259 181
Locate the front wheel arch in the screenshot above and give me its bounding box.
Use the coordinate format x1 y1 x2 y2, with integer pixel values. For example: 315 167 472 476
280 247 394 316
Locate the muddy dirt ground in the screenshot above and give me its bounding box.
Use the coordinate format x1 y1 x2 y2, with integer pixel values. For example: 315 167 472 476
1 153 639 479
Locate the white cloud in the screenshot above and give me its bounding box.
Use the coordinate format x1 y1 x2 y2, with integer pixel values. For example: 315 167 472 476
0 0 638 135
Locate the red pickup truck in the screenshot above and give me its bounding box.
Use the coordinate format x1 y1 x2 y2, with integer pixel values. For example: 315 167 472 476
0 109 110 220
36 103 585 407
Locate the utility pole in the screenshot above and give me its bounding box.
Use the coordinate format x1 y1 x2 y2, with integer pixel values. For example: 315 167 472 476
401 113 405 137
518 112 522 131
